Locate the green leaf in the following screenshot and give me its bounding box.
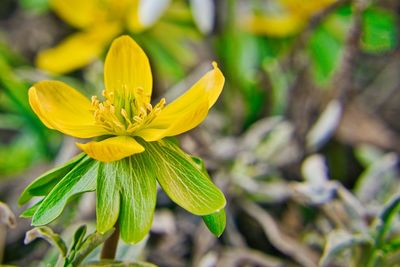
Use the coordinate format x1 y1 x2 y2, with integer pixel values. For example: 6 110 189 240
19 0 50 13
24 226 68 257
96 163 120 234
19 153 86 205
202 209 226 237
20 199 43 218
375 195 400 247
32 158 98 226
361 7 397 53
118 154 157 244
145 140 226 216
308 25 343 86
307 5 352 87
97 154 157 244
70 225 87 252
69 228 115 266
0 57 53 157
190 157 226 236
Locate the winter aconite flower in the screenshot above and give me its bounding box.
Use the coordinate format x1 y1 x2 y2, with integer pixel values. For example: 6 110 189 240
244 0 337 37
36 0 171 74
20 35 226 243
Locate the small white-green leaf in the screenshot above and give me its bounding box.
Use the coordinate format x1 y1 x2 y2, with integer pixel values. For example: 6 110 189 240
319 229 372 267
145 140 226 216
24 226 67 257
32 158 98 226
0 201 16 228
202 209 226 237
190 0 215 34
19 153 86 205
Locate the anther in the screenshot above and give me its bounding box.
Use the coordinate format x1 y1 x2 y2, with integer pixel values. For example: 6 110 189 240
121 109 132 125
140 107 147 115
133 116 143 122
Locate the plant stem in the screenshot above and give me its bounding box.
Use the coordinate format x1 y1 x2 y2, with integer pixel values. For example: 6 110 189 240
100 224 119 260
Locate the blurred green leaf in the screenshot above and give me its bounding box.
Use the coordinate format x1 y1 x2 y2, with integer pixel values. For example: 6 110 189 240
361 7 397 53
0 132 41 176
307 5 352 86
308 25 343 86
215 31 269 127
19 0 49 13
263 58 291 115
0 53 54 160
375 195 400 247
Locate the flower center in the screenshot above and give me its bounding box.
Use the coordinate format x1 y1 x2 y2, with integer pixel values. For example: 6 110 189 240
91 89 165 135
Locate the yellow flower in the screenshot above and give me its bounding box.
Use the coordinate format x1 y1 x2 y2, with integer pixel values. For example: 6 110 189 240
36 0 170 74
244 0 337 37
29 35 224 163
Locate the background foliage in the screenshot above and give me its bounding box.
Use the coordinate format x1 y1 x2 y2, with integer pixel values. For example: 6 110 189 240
0 0 399 266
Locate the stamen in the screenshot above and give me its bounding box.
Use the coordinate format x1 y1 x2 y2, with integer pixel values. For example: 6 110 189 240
133 116 143 122
121 109 132 125
91 88 167 136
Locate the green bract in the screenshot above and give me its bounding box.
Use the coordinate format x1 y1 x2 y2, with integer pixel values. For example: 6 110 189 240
20 139 226 243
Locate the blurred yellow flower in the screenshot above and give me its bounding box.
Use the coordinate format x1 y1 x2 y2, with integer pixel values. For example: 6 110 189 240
29 35 225 162
244 0 337 37
36 0 170 74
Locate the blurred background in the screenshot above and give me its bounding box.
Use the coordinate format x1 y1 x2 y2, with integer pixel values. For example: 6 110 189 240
0 0 399 266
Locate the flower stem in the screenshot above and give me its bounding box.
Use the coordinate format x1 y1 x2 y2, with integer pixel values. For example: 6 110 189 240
100 224 119 260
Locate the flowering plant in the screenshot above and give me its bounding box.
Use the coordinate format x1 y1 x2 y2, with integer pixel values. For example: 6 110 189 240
20 35 226 245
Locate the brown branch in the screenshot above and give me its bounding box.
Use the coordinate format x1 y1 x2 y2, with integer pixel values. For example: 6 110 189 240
100 223 119 260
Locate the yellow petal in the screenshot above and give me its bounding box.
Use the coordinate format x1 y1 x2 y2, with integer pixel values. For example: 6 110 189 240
280 0 337 18
243 14 305 37
125 0 143 32
29 81 108 138
50 0 106 29
105 0 131 17
104 35 153 104
76 136 145 162
36 23 121 74
198 62 225 108
137 96 209 141
137 63 224 141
